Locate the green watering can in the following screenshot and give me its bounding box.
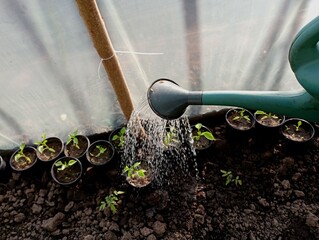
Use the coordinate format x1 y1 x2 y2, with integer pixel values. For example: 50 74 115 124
148 16 319 122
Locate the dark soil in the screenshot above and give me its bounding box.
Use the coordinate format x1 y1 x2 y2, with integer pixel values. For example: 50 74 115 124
64 136 89 158
0 112 318 239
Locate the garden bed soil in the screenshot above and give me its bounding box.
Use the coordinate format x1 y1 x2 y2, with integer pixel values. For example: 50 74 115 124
0 111 318 239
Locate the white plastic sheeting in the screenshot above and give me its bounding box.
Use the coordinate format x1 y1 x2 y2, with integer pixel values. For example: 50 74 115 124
0 0 318 149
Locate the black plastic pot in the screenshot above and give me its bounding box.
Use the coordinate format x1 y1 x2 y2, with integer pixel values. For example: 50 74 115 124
225 108 255 131
0 156 6 171
10 146 38 171
51 157 82 185
281 118 315 143
86 140 115 166
64 135 90 159
35 137 64 162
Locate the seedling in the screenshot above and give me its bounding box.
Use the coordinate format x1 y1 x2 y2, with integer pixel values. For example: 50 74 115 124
220 170 242 186
14 143 31 163
284 120 302 132
90 145 108 158
294 120 302 131
111 127 126 149
164 126 180 146
55 159 77 171
192 123 216 141
66 130 80 149
123 162 146 179
255 110 279 120
35 134 55 154
100 190 125 214
233 109 251 123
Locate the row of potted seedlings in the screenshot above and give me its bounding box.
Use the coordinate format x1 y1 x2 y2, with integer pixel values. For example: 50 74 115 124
7 130 125 185
7 108 312 188
225 108 315 142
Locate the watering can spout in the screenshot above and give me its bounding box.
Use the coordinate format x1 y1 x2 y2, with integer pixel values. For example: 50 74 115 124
147 16 319 122
147 79 202 120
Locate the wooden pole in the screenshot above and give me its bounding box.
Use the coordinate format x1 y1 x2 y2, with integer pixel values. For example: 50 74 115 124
76 0 134 121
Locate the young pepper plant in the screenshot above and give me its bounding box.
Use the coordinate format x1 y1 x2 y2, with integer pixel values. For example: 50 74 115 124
233 109 251 123
34 134 55 154
111 127 126 149
255 110 279 120
55 159 77 171
123 162 146 179
66 130 80 149
163 126 180 146
192 123 216 141
90 145 108 158
14 143 31 163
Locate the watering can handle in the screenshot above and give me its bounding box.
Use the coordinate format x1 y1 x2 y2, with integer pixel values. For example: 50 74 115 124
289 16 319 72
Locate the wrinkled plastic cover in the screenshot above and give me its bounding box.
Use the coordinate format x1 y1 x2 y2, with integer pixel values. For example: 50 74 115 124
0 0 318 149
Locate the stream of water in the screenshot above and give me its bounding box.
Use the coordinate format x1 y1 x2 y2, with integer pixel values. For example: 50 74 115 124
122 98 197 186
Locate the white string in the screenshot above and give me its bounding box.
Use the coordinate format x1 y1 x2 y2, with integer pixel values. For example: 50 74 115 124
97 50 164 79
116 50 164 55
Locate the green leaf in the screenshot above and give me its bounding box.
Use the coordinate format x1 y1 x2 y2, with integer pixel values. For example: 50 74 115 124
55 161 63 167
120 127 126 135
255 110 266 115
195 123 202 130
38 145 44 154
112 135 119 141
68 159 77 166
233 116 240 121
202 131 215 141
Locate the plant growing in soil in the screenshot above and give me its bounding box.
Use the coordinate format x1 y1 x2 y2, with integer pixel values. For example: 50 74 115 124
281 118 315 142
163 126 180 147
64 131 90 158
66 130 80 149
254 110 284 127
99 190 125 214
191 123 216 150
220 170 242 186
233 109 251 123
90 145 108 158
192 123 215 141
14 143 31 164
226 108 255 131
111 127 126 151
123 162 146 179
86 140 114 165
255 110 279 121
10 143 37 171
35 133 56 154
123 161 153 188
51 157 82 185
55 159 77 171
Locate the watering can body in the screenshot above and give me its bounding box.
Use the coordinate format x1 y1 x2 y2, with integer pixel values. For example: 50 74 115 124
148 16 319 122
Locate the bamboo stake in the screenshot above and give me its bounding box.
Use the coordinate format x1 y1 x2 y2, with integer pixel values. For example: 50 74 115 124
76 0 134 120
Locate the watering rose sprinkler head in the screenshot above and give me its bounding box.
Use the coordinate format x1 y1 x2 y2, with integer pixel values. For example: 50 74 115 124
147 79 202 120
